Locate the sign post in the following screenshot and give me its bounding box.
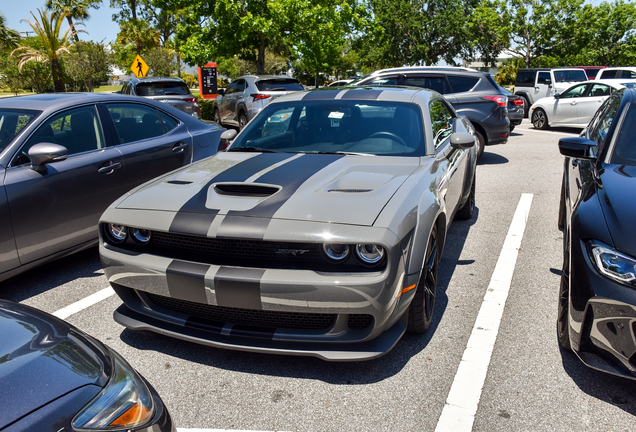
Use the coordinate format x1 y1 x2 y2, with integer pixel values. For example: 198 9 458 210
198 62 219 99
130 55 149 78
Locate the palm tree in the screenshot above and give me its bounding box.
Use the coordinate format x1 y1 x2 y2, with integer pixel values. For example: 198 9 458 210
0 13 20 49
45 0 100 43
118 18 159 55
11 9 84 92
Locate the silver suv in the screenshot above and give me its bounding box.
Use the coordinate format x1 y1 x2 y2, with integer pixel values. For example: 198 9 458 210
120 77 201 119
214 75 303 129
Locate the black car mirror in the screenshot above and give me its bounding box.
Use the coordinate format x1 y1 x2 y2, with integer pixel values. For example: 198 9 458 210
558 137 598 161
218 129 238 152
554 93 560 99
28 143 68 172
216 89 225 96
450 132 475 149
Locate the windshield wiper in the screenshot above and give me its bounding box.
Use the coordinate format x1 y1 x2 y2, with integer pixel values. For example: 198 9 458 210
302 151 375 156
226 146 279 153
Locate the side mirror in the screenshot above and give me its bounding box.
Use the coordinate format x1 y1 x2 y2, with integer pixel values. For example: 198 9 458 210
554 93 560 99
218 128 238 152
216 89 225 96
558 137 597 161
28 143 68 172
450 132 475 150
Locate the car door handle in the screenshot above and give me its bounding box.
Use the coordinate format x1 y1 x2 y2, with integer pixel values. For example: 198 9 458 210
570 102 577 105
98 161 122 174
172 142 189 153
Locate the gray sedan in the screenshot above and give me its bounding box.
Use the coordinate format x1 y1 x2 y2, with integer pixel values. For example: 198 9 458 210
0 93 224 282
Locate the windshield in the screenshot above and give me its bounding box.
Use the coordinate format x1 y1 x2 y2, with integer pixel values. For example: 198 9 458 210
135 82 191 96
553 70 588 83
621 82 636 89
228 100 425 156
255 79 304 92
611 103 636 165
0 109 40 151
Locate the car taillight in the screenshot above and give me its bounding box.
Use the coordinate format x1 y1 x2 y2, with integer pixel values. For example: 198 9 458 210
184 97 198 104
483 95 507 107
251 94 271 101
512 98 524 106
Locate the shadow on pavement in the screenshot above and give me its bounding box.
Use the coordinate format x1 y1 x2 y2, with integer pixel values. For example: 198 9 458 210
120 209 480 383
559 345 636 416
0 247 103 303
478 152 509 165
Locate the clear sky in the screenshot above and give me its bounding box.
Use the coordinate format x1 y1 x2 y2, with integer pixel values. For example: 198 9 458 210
2 0 121 44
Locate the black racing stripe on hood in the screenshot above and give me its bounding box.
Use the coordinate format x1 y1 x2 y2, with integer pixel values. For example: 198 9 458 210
169 153 296 235
216 154 344 239
302 90 341 100
340 89 384 100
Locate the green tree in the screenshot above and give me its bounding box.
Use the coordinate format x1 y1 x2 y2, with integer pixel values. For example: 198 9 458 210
0 13 21 50
143 46 176 76
45 0 101 43
63 41 113 91
117 18 159 55
11 9 80 92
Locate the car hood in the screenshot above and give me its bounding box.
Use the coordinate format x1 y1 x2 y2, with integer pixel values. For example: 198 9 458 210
0 301 106 429
116 152 420 227
597 165 636 257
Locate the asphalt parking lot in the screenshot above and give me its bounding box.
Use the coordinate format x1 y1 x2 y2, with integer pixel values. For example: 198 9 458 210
4 119 636 432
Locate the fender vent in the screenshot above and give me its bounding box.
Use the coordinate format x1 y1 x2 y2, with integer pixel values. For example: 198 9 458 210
214 183 279 196
328 189 372 193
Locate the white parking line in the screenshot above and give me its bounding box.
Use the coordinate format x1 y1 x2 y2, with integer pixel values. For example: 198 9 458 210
52 287 115 319
434 193 533 432
177 429 289 432
513 126 576 136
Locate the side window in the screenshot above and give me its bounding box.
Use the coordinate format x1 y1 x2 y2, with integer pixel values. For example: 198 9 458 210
621 70 636 79
589 84 610 97
107 104 165 144
601 70 618 79
447 76 479 93
515 71 535 85
589 95 620 147
225 82 237 95
235 79 246 92
14 105 105 166
537 72 551 85
364 75 399 86
430 99 454 150
404 76 449 94
560 84 588 98
158 112 179 133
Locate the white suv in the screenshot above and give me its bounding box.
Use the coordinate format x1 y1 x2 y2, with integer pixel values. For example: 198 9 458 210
595 67 636 80
514 68 588 116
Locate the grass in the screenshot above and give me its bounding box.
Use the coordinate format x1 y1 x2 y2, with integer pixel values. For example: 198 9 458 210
94 84 122 92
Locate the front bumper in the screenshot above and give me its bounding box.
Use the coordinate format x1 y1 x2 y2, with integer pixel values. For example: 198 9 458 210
100 228 418 361
569 239 636 380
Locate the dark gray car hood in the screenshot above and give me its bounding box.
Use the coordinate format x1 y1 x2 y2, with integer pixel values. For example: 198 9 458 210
0 301 106 429
597 165 636 257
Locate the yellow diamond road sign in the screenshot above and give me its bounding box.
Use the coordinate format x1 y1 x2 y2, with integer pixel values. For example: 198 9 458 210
131 55 149 78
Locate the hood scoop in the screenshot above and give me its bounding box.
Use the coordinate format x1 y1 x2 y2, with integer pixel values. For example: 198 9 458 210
214 183 280 197
328 188 373 193
166 180 193 185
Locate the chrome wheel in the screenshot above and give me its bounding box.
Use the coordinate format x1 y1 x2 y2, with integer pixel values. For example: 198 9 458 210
239 112 248 130
532 109 549 130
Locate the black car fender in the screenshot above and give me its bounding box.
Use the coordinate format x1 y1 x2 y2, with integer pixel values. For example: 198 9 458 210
405 190 444 277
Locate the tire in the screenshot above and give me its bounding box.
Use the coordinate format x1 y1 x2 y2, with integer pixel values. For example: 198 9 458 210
509 124 515 133
522 96 530 118
475 130 485 159
558 176 566 231
407 224 439 334
213 108 221 125
455 173 476 221
557 227 572 350
239 112 248 130
532 108 549 130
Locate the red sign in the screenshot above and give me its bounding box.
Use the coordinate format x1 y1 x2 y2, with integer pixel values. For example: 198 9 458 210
198 62 219 100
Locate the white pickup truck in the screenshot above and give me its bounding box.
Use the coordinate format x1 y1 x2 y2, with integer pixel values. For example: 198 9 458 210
514 68 588 117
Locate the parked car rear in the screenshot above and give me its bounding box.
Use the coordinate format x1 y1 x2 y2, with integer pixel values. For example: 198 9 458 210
213 75 304 129
121 76 201 119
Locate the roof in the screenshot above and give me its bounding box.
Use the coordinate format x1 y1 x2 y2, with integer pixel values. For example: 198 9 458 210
270 85 437 105
130 76 187 83
0 92 163 111
369 66 482 76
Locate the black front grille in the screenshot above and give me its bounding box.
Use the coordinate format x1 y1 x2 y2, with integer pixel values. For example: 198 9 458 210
151 232 321 262
146 293 336 330
214 184 279 196
348 314 374 329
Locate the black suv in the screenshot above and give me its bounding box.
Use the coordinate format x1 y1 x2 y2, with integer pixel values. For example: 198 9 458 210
120 77 201 120
353 67 509 158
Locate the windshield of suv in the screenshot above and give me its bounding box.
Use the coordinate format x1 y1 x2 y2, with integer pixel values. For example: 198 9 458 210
553 70 588 83
0 109 39 151
255 79 304 91
228 100 425 156
135 82 191 96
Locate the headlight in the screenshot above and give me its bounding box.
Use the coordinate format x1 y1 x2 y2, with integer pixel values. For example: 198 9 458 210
322 243 350 262
72 349 154 430
588 240 636 286
131 228 151 244
355 244 385 266
107 224 127 243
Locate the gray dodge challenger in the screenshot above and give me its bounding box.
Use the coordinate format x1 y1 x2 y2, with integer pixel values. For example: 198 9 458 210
99 86 477 361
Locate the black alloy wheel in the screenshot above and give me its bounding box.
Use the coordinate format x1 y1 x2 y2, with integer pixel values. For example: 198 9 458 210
407 224 439 333
239 112 248 130
557 228 572 349
558 177 566 231
456 173 476 221
532 108 549 130
213 108 221 125
475 130 485 159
